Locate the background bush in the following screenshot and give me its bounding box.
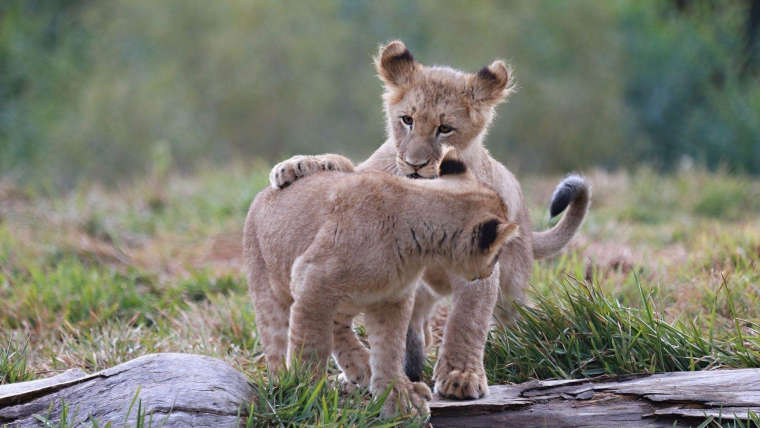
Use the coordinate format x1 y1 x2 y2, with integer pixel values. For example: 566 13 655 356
1 0 759 189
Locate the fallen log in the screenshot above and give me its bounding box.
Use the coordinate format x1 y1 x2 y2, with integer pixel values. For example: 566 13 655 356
3 353 759 427
0 353 253 427
430 369 760 427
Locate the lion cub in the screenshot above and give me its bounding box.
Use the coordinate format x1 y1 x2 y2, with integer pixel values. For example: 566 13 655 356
243 155 518 417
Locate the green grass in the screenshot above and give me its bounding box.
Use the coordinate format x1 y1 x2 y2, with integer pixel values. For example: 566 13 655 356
0 337 32 384
1 164 760 425
486 276 760 384
244 364 420 427
705 411 760 428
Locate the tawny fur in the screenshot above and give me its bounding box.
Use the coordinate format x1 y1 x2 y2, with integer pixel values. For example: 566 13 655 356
244 166 518 417
268 40 591 400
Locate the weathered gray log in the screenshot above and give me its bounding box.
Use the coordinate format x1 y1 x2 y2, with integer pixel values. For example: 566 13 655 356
0 353 253 427
430 368 760 427
5 354 760 427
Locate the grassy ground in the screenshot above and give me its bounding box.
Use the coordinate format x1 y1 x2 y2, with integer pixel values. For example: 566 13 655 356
1 162 759 426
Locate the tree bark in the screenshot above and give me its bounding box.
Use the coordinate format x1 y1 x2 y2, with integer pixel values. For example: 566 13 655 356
0 353 253 427
431 369 760 427
3 354 760 427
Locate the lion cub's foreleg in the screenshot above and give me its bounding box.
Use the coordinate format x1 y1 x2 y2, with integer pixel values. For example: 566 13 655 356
332 312 371 391
364 297 432 418
269 154 355 189
432 271 499 399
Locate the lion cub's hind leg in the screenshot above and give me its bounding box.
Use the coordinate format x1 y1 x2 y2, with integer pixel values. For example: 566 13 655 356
405 283 441 382
332 312 371 391
247 246 290 372
287 268 340 375
250 281 290 372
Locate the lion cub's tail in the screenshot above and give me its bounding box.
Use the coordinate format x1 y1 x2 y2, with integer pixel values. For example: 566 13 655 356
532 175 591 260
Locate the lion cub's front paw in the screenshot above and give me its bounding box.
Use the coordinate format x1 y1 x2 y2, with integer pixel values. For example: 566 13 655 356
320 154 354 174
269 156 322 189
337 372 360 393
269 154 355 189
377 379 432 419
433 365 488 399
337 368 370 393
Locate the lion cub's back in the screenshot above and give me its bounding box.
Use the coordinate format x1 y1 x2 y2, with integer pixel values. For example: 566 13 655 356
244 172 351 285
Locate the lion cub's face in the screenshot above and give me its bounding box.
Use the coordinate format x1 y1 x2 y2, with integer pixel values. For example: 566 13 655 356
375 41 514 179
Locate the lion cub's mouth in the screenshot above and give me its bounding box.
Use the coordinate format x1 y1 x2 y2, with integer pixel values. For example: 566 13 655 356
407 172 439 179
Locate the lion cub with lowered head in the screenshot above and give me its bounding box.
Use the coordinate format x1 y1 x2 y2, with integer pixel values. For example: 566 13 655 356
243 154 518 417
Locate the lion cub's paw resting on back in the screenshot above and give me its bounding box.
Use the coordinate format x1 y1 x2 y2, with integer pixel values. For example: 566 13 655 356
244 155 518 418
269 153 355 189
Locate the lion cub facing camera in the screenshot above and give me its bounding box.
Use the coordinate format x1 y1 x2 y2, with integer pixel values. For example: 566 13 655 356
243 154 518 417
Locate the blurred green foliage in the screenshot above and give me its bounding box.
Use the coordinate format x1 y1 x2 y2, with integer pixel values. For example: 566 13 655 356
623 1 760 173
1 0 759 189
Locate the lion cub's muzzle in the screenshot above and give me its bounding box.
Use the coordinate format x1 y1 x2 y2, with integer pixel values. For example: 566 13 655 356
397 157 440 180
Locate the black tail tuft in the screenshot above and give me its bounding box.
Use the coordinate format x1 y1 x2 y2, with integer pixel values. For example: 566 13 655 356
404 326 425 382
549 175 586 218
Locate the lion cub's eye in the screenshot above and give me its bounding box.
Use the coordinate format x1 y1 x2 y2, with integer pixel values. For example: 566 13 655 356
437 124 454 135
401 115 414 126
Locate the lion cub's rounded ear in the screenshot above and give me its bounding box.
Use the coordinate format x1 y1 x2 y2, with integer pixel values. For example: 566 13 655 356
375 40 419 88
438 148 467 176
495 222 519 248
476 218 519 251
468 60 515 105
